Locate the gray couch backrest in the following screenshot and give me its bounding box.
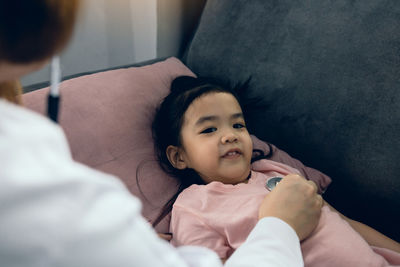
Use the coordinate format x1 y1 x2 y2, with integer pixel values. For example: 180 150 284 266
184 0 400 241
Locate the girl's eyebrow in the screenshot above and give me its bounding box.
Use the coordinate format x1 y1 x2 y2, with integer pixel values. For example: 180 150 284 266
232 113 244 119
195 115 218 126
195 113 244 126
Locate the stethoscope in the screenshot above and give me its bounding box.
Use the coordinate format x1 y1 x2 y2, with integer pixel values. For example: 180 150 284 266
47 56 61 123
266 176 283 191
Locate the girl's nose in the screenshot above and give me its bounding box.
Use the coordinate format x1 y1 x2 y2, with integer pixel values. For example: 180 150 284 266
221 132 238 144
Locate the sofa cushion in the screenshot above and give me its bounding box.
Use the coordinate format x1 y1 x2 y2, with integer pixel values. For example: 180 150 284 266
185 0 400 240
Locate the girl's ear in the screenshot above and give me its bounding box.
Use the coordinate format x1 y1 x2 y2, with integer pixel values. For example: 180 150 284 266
166 145 187 170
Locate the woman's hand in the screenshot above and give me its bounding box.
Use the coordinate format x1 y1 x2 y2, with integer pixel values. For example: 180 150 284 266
258 174 323 241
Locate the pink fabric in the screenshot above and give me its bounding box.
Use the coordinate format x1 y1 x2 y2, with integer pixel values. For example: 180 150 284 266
170 162 298 257
372 247 400 266
170 159 400 266
301 206 400 266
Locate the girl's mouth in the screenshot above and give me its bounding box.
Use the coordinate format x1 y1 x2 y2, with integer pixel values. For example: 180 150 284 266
222 149 242 159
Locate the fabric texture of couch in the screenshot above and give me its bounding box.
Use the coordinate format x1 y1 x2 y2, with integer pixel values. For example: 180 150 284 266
184 0 400 241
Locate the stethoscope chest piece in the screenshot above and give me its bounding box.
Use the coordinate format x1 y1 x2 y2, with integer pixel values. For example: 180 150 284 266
266 176 283 191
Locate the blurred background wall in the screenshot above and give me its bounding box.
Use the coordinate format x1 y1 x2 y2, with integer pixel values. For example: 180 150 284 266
21 0 206 88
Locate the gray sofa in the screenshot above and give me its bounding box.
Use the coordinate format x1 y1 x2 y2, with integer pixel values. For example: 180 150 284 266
182 0 399 241
24 0 399 242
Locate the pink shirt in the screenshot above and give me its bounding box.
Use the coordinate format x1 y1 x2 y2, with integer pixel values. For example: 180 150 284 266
170 159 400 266
170 160 300 257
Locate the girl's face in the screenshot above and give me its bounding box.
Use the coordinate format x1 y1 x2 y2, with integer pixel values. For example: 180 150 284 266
171 92 253 185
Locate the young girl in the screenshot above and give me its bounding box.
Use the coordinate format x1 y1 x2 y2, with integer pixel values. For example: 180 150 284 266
152 76 400 266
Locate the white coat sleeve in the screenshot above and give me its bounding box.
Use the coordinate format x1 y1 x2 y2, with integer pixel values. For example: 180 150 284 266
226 217 304 267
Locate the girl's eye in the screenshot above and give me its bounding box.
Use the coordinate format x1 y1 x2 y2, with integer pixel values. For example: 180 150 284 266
201 127 217 134
233 123 246 129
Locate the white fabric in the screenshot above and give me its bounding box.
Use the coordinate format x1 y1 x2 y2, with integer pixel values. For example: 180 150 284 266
0 99 303 267
227 217 303 267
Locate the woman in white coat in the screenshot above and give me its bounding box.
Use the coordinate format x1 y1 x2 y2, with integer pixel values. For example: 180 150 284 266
0 1 323 266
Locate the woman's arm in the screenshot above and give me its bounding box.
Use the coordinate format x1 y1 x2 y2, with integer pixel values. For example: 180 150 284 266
325 202 400 253
226 217 303 267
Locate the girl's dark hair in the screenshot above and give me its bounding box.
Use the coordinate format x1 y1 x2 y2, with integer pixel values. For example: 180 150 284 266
151 76 272 227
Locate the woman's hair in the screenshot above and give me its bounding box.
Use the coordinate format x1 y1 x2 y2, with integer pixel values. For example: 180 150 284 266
151 76 272 227
0 0 80 104
0 0 80 64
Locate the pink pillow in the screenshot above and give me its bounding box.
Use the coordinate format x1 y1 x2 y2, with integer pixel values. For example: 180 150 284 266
23 57 195 232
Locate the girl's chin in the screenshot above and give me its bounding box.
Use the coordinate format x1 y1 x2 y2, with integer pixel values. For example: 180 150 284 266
204 168 251 184
224 172 251 184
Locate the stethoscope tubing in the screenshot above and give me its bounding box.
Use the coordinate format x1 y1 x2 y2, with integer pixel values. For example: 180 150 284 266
47 56 61 123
